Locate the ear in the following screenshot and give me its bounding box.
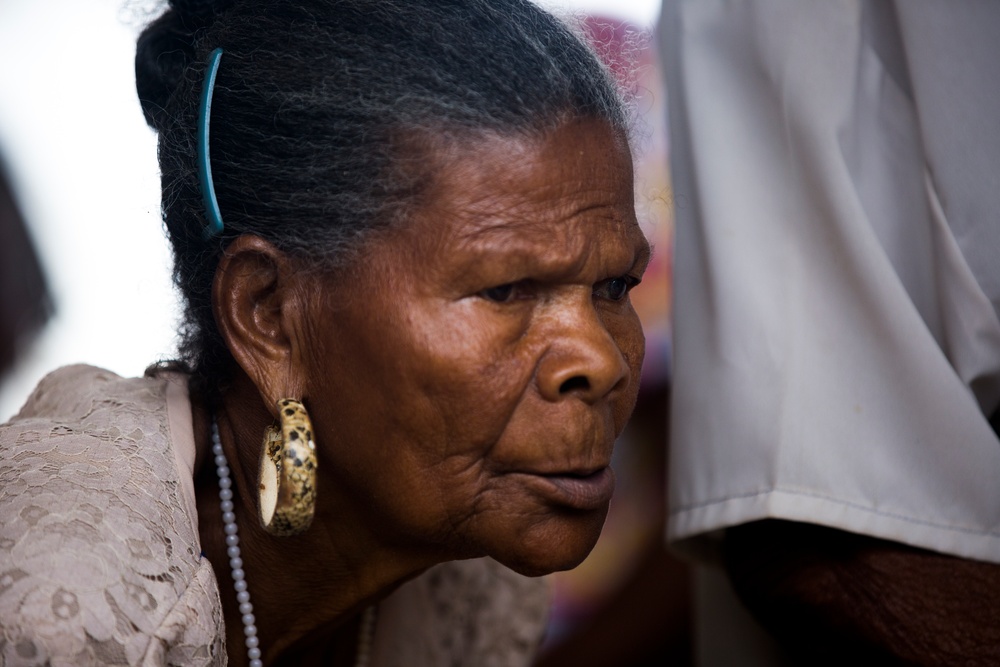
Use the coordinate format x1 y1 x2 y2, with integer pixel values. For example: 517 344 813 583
213 235 309 414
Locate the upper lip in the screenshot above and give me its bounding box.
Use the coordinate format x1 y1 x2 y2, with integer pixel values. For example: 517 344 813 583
513 464 611 478
495 410 616 478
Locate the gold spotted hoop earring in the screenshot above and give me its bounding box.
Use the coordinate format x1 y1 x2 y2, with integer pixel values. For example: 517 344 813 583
258 399 318 536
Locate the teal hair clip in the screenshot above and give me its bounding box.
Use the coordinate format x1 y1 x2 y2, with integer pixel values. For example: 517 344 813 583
198 48 225 239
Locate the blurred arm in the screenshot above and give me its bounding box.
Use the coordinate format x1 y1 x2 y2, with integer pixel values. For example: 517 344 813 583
725 520 1000 666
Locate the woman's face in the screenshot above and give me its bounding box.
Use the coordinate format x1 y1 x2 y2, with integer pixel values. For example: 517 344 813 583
303 117 648 575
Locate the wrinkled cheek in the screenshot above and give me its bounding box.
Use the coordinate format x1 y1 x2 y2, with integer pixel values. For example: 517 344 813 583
613 314 646 428
603 305 645 367
625 334 645 379
431 359 533 449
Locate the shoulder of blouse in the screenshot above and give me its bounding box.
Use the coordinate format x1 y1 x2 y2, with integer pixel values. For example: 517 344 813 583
0 365 225 666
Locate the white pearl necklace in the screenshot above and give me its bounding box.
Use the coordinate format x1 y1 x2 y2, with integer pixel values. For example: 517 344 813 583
211 418 377 667
212 418 264 667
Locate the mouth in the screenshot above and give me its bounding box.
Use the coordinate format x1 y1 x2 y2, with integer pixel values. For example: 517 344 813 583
518 466 616 511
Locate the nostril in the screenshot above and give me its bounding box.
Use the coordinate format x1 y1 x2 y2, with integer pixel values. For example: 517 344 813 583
559 375 591 395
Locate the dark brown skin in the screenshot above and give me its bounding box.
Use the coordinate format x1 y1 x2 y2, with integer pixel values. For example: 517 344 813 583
725 520 1000 666
193 118 650 666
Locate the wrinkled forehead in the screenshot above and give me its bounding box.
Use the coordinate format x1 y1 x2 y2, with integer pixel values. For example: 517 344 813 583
377 117 646 279
414 117 636 230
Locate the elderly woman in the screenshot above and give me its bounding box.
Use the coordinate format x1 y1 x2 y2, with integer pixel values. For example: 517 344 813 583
0 0 648 665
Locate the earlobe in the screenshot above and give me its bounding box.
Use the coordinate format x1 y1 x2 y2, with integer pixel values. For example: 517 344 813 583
212 235 308 409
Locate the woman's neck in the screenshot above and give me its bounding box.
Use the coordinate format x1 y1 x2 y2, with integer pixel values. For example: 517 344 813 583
190 376 431 666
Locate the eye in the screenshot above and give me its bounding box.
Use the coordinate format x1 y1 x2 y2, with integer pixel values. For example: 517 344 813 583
480 283 516 303
594 276 638 302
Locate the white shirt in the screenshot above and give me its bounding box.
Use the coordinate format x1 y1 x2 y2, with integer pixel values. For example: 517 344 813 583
664 0 1000 572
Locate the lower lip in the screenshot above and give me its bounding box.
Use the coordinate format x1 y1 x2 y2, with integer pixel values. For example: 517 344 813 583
522 467 616 511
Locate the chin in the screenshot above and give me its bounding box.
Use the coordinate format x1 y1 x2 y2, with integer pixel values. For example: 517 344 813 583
489 506 609 577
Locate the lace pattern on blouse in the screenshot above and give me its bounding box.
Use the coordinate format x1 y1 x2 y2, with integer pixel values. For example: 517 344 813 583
0 365 224 666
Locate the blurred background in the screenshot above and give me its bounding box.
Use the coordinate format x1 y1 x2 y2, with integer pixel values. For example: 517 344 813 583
0 0 683 664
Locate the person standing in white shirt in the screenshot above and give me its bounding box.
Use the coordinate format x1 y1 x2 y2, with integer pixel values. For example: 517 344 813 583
662 0 1000 663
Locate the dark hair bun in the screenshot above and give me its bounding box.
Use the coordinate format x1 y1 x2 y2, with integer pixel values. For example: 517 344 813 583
135 0 233 129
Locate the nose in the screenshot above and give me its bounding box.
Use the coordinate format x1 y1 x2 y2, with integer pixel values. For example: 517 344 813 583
536 304 632 404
